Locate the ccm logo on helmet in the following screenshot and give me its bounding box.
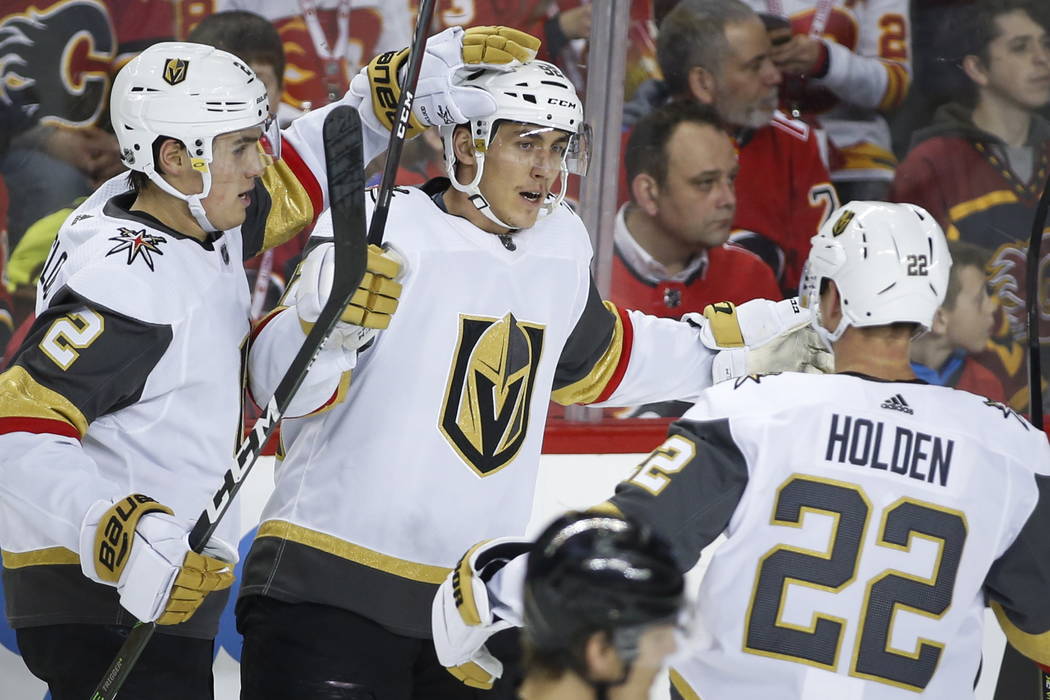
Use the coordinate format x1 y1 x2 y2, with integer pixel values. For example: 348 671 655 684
548 98 577 108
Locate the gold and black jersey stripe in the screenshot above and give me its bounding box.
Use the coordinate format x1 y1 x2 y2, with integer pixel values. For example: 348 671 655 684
0 290 171 439
551 276 632 405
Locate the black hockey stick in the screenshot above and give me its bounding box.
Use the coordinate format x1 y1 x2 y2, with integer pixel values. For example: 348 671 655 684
1026 141 1049 698
1025 164 1047 432
367 0 437 246
992 164 1050 700
89 106 367 700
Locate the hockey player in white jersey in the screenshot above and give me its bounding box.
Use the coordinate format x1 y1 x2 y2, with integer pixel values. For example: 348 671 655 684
239 56 820 699
436 201 1050 699
0 27 541 699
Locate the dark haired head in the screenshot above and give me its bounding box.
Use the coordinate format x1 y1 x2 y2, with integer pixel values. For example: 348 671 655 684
625 100 726 196
187 10 285 88
656 0 755 98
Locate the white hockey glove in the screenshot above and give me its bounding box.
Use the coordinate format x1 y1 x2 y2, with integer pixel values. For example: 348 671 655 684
685 298 833 382
294 240 403 356
351 26 540 140
433 537 531 689
79 495 236 625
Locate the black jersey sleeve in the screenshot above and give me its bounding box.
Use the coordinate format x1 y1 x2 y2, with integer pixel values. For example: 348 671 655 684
550 275 628 405
0 288 172 439
608 417 750 571
985 473 1050 666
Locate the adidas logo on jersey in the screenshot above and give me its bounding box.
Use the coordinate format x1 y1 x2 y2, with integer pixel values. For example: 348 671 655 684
881 394 913 414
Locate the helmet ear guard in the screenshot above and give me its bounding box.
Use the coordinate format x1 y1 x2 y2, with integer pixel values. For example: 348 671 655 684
111 42 275 231
439 61 590 230
800 201 952 350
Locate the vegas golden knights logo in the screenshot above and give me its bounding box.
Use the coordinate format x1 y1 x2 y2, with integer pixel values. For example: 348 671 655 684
163 58 188 86
440 313 545 476
831 209 855 236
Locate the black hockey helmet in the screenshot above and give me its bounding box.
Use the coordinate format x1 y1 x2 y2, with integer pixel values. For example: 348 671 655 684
522 511 685 664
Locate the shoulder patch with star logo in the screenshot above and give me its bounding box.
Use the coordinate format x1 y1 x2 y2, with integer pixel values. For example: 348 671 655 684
733 372 781 389
982 398 1029 429
106 228 166 271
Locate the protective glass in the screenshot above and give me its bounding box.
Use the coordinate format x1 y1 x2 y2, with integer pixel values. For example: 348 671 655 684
259 112 282 162
566 122 592 176
492 123 589 176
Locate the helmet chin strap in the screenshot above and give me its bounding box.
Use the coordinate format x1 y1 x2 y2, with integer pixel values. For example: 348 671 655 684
811 300 849 352
145 164 220 233
444 130 569 232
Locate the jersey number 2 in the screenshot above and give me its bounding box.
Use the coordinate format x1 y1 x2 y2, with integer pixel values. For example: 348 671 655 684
40 310 104 370
745 474 967 691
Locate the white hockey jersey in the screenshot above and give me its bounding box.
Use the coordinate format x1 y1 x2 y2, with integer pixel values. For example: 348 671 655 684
0 93 389 636
744 0 911 182
242 180 717 637
607 372 1050 699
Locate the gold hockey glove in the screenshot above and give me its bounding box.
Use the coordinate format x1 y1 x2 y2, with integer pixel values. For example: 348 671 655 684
294 241 403 335
80 496 236 624
685 297 833 382
356 25 541 139
432 538 531 688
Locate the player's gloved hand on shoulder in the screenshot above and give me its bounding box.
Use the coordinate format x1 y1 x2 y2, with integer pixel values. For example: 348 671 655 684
79 495 236 624
352 25 541 139
685 297 833 382
433 537 531 689
294 240 404 354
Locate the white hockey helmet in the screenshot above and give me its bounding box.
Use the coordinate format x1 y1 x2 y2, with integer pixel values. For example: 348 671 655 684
799 201 952 349
111 42 278 232
440 60 590 229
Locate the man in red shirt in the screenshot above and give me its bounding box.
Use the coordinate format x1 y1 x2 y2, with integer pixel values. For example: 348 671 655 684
613 100 781 319
623 0 837 294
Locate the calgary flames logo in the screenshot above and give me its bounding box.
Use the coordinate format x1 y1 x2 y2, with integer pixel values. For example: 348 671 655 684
0 1 115 127
987 232 1050 343
440 313 545 476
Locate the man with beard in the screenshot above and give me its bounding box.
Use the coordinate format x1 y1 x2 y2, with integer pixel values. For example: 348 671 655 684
622 0 838 295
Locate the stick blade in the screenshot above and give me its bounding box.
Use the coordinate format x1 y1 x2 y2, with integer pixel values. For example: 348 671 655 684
323 106 368 290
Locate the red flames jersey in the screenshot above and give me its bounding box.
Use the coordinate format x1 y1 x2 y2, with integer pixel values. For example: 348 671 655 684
219 0 412 111
892 127 1050 410
732 112 838 293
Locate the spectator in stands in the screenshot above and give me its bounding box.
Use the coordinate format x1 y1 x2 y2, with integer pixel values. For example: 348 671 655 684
892 0 1050 410
188 11 286 117
434 2 593 89
217 0 412 119
910 241 1005 401
0 0 190 248
614 100 780 320
743 0 911 203
625 0 838 295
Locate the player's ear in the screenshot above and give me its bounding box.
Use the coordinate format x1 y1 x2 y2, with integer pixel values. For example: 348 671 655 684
687 66 717 104
155 138 186 178
961 54 989 89
632 173 661 217
819 279 843 329
582 630 622 682
452 125 478 167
